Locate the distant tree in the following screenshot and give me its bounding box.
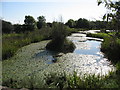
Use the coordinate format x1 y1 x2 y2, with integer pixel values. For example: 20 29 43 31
47 22 52 27
65 19 75 28
37 16 46 29
2 20 13 33
24 15 36 31
95 20 107 29
76 18 89 29
13 24 24 33
89 21 96 29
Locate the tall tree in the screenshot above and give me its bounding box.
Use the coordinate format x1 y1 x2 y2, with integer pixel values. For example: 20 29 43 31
13 24 24 33
76 18 89 29
24 15 36 31
65 19 75 28
37 16 46 29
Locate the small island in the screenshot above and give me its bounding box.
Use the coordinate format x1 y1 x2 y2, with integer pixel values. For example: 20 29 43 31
46 22 76 53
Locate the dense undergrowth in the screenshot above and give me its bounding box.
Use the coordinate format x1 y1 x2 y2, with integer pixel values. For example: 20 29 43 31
2 67 120 89
2 28 51 60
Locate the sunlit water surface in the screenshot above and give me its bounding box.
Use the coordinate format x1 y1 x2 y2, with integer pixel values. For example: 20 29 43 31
35 33 115 76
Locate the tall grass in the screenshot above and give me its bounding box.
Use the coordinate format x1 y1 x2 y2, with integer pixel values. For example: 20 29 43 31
3 70 120 89
2 28 51 60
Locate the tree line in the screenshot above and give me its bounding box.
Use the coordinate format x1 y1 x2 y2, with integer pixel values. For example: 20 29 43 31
2 15 110 34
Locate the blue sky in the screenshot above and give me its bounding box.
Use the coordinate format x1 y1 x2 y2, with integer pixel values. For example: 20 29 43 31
1 0 107 24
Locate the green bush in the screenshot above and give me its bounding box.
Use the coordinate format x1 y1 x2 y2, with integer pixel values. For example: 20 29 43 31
101 37 120 62
46 22 76 52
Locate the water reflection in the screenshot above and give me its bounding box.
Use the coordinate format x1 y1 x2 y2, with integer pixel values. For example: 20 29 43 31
35 50 57 64
74 40 101 56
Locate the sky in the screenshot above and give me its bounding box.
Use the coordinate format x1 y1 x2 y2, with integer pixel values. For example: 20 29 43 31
1 0 108 24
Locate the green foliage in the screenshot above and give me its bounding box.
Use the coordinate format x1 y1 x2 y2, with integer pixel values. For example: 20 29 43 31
2 20 13 33
65 18 108 30
2 70 120 89
76 18 90 29
2 29 51 60
13 24 24 33
86 33 110 39
44 72 67 88
101 37 120 62
51 22 68 40
98 0 120 32
65 19 76 28
44 71 119 88
24 15 36 31
46 22 76 52
37 16 46 29
67 72 103 88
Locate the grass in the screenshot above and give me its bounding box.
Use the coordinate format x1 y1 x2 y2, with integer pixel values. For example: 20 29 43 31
86 33 110 39
2 28 51 60
2 70 120 89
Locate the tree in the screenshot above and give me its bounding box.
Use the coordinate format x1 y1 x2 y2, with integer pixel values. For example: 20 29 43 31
37 16 46 29
46 21 75 52
13 24 24 33
47 22 52 27
65 19 75 28
98 0 120 33
76 18 89 29
24 15 36 31
2 20 13 33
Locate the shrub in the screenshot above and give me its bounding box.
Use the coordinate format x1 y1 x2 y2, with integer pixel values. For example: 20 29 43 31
46 22 76 52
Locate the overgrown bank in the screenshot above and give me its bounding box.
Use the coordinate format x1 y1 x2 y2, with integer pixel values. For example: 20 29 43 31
2 28 51 60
